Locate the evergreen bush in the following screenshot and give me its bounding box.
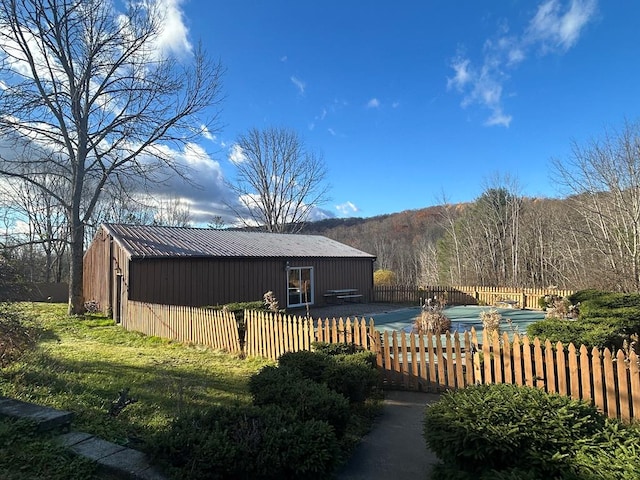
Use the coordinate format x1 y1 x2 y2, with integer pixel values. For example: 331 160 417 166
527 290 640 349
423 384 604 478
249 365 350 437
277 350 333 383
312 341 364 355
323 354 381 404
153 404 339 479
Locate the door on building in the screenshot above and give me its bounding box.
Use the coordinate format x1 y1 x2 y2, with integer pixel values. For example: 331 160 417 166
287 266 314 308
115 274 122 324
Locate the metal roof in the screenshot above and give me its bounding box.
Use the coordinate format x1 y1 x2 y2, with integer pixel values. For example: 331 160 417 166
102 223 376 260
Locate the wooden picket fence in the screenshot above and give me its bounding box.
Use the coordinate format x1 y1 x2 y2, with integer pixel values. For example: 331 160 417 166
374 327 640 422
124 301 241 354
244 310 376 361
123 300 640 422
373 285 574 309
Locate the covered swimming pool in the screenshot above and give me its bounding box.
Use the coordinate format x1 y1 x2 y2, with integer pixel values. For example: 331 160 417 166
371 305 546 337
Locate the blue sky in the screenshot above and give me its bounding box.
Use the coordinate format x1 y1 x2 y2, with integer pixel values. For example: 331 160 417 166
173 0 639 222
5 0 638 227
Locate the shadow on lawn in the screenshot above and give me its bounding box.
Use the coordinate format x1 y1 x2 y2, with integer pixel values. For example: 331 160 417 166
2 349 258 444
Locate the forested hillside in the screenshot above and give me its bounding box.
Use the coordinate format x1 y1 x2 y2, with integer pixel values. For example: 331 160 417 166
303 190 635 292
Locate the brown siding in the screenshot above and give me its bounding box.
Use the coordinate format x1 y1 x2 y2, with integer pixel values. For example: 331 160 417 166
83 226 131 317
128 256 373 307
83 227 111 311
84 225 374 315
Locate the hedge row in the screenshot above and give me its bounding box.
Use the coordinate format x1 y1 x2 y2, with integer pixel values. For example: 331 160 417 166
152 345 381 479
527 289 640 349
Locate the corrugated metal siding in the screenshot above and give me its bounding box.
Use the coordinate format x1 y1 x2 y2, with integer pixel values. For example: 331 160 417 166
127 256 374 307
84 225 375 317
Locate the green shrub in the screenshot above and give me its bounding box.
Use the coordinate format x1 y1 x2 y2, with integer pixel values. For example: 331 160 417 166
277 350 333 383
571 419 640 480
526 318 638 351
528 290 640 349
323 354 380 404
312 341 365 355
152 404 339 479
276 349 379 403
526 319 591 347
423 384 604 478
579 292 640 310
342 350 377 368
249 366 350 437
568 289 609 304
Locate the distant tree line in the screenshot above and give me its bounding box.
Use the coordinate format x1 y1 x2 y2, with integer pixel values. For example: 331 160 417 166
309 121 640 292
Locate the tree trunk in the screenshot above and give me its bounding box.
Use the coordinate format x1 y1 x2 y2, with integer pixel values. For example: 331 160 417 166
68 222 85 315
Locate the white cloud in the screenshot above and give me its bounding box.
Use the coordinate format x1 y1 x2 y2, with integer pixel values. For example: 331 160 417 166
280 55 288 62
153 0 193 58
526 0 597 52
228 144 247 165
135 142 233 224
327 128 336 136
366 98 380 108
200 124 215 141
291 75 306 94
447 0 597 127
485 108 512 128
336 201 359 216
447 57 472 91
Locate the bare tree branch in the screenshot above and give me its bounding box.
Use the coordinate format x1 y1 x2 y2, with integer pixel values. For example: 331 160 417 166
0 0 224 313
226 127 330 233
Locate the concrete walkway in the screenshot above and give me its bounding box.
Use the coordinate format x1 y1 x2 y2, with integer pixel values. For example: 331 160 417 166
0 396 165 480
336 390 441 480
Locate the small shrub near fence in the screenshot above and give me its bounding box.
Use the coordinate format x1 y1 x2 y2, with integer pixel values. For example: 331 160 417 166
423 383 640 479
153 403 340 480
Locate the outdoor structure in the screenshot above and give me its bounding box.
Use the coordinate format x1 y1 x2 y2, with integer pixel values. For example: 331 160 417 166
83 224 376 321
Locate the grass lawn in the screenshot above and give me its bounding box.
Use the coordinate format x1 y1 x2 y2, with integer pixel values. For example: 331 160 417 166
0 302 272 479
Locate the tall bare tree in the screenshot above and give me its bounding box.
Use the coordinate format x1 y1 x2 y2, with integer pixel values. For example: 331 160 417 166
553 120 640 291
227 127 330 233
0 0 224 313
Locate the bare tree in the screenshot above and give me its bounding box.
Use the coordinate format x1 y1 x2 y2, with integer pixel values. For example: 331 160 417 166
152 196 192 227
1 175 68 282
553 120 640 291
226 127 330 233
0 0 224 313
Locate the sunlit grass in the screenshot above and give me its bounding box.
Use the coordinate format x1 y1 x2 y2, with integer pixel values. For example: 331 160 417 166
0 303 271 446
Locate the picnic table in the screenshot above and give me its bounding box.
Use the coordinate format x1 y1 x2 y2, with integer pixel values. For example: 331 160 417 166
323 288 363 303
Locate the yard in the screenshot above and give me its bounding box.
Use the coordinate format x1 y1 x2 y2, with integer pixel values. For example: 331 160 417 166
0 303 272 479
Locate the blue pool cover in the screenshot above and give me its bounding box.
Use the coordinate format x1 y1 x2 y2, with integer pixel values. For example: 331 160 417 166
371 305 545 338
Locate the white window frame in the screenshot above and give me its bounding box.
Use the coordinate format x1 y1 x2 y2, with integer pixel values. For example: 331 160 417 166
287 266 314 307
